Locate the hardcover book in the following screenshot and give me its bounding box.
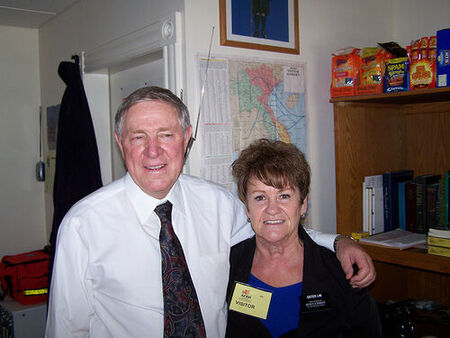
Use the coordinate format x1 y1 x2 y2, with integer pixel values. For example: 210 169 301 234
405 180 417 232
445 171 450 227
426 182 440 230
416 175 441 233
428 245 450 258
383 170 414 231
428 235 450 248
398 181 407 230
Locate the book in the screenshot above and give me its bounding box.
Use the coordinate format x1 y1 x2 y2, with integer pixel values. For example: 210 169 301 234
398 181 407 230
428 245 450 258
363 184 372 234
426 182 440 230
359 229 426 250
445 170 450 227
439 177 447 228
415 174 441 234
363 174 384 235
405 180 417 232
383 170 414 231
428 227 450 239
427 235 450 248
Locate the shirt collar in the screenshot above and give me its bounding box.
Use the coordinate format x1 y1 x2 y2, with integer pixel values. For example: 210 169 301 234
124 172 186 224
166 175 186 216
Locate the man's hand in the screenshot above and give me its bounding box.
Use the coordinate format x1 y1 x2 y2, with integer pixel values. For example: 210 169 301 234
335 236 376 288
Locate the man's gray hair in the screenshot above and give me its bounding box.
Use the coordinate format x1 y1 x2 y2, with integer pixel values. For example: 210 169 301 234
115 86 191 140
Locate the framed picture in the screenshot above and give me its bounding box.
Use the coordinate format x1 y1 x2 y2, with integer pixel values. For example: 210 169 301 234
219 0 299 54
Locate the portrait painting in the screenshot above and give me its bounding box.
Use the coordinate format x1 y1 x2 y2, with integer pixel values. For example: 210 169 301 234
220 0 299 54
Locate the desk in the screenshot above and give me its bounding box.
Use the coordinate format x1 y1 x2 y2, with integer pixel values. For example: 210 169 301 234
0 297 46 338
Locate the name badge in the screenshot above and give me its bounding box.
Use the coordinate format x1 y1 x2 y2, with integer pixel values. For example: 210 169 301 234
229 282 272 319
301 292 329 313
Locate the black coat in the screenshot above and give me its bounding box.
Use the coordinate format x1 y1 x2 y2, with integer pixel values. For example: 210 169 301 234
49 57 103 279
226 226 382 338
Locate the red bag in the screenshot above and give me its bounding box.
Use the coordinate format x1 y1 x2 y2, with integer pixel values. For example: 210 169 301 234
0 249 50 305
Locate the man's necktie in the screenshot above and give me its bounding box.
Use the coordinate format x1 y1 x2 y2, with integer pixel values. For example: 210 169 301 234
155 201 206 337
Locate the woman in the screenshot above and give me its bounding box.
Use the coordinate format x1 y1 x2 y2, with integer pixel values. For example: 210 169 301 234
226 139 381 337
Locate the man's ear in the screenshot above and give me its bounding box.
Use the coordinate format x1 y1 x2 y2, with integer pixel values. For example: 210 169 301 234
184 125 193 150
114 132 125 159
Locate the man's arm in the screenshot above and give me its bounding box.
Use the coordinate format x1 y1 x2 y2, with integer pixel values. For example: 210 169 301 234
305 229 376 288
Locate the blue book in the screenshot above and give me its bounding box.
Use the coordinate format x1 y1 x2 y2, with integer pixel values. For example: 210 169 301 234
383 170 414 231
398 181 408 230
446 171 450 227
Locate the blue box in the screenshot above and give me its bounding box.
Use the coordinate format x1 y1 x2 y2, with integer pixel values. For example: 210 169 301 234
437 28 450 87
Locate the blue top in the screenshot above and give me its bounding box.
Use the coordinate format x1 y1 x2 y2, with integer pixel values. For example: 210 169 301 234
248 274 303 337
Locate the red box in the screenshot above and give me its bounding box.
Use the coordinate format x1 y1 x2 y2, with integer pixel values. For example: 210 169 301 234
409 36 436 90
330 48 360 98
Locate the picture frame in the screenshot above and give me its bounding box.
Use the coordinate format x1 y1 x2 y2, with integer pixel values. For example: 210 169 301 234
219 0 299 54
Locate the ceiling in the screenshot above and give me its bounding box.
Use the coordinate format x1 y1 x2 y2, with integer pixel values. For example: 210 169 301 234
0 0 79 28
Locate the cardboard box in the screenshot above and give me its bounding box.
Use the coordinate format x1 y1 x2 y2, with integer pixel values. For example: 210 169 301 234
409 36 436 90
330 48 360 98
437 28 450 87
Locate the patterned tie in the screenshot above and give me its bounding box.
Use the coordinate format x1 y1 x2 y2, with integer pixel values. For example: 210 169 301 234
155 201 206 338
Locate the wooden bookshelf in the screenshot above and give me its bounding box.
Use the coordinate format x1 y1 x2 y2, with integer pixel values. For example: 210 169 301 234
361 244 450 274
330 86 450 104
362 244 450 307
332 87 450 307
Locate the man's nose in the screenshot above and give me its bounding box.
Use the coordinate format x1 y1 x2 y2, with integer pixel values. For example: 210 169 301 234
145 138 162 157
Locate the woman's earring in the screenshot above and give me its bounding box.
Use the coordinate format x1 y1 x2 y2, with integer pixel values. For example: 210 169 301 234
300 214 306 219
247 217 251 223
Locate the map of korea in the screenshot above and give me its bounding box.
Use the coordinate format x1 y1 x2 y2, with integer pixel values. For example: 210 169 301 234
230 62 306 154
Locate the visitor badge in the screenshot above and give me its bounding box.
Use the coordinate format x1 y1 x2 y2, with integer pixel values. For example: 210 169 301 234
229 282 272 319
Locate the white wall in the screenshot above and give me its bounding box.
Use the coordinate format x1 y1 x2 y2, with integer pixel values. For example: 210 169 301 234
393 0 450 46
37 0 450 241
0 26 47 256
184 0 394 233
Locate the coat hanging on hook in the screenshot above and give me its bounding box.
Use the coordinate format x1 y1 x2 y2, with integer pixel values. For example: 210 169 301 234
71 54 79 65
49 55 103 284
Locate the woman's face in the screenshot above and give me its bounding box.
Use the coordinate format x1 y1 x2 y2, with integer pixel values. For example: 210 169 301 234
245 177 307 245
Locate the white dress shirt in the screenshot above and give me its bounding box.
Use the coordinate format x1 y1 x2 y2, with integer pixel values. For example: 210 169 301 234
46 173 335 338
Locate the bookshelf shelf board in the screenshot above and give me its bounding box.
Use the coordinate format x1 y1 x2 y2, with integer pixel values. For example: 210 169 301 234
360 244 450 275
330 87 450 105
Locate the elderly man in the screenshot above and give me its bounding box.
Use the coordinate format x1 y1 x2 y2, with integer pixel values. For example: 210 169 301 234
46 86 375 337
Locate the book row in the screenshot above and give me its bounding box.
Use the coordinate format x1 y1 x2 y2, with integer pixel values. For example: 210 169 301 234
363 170 450 235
